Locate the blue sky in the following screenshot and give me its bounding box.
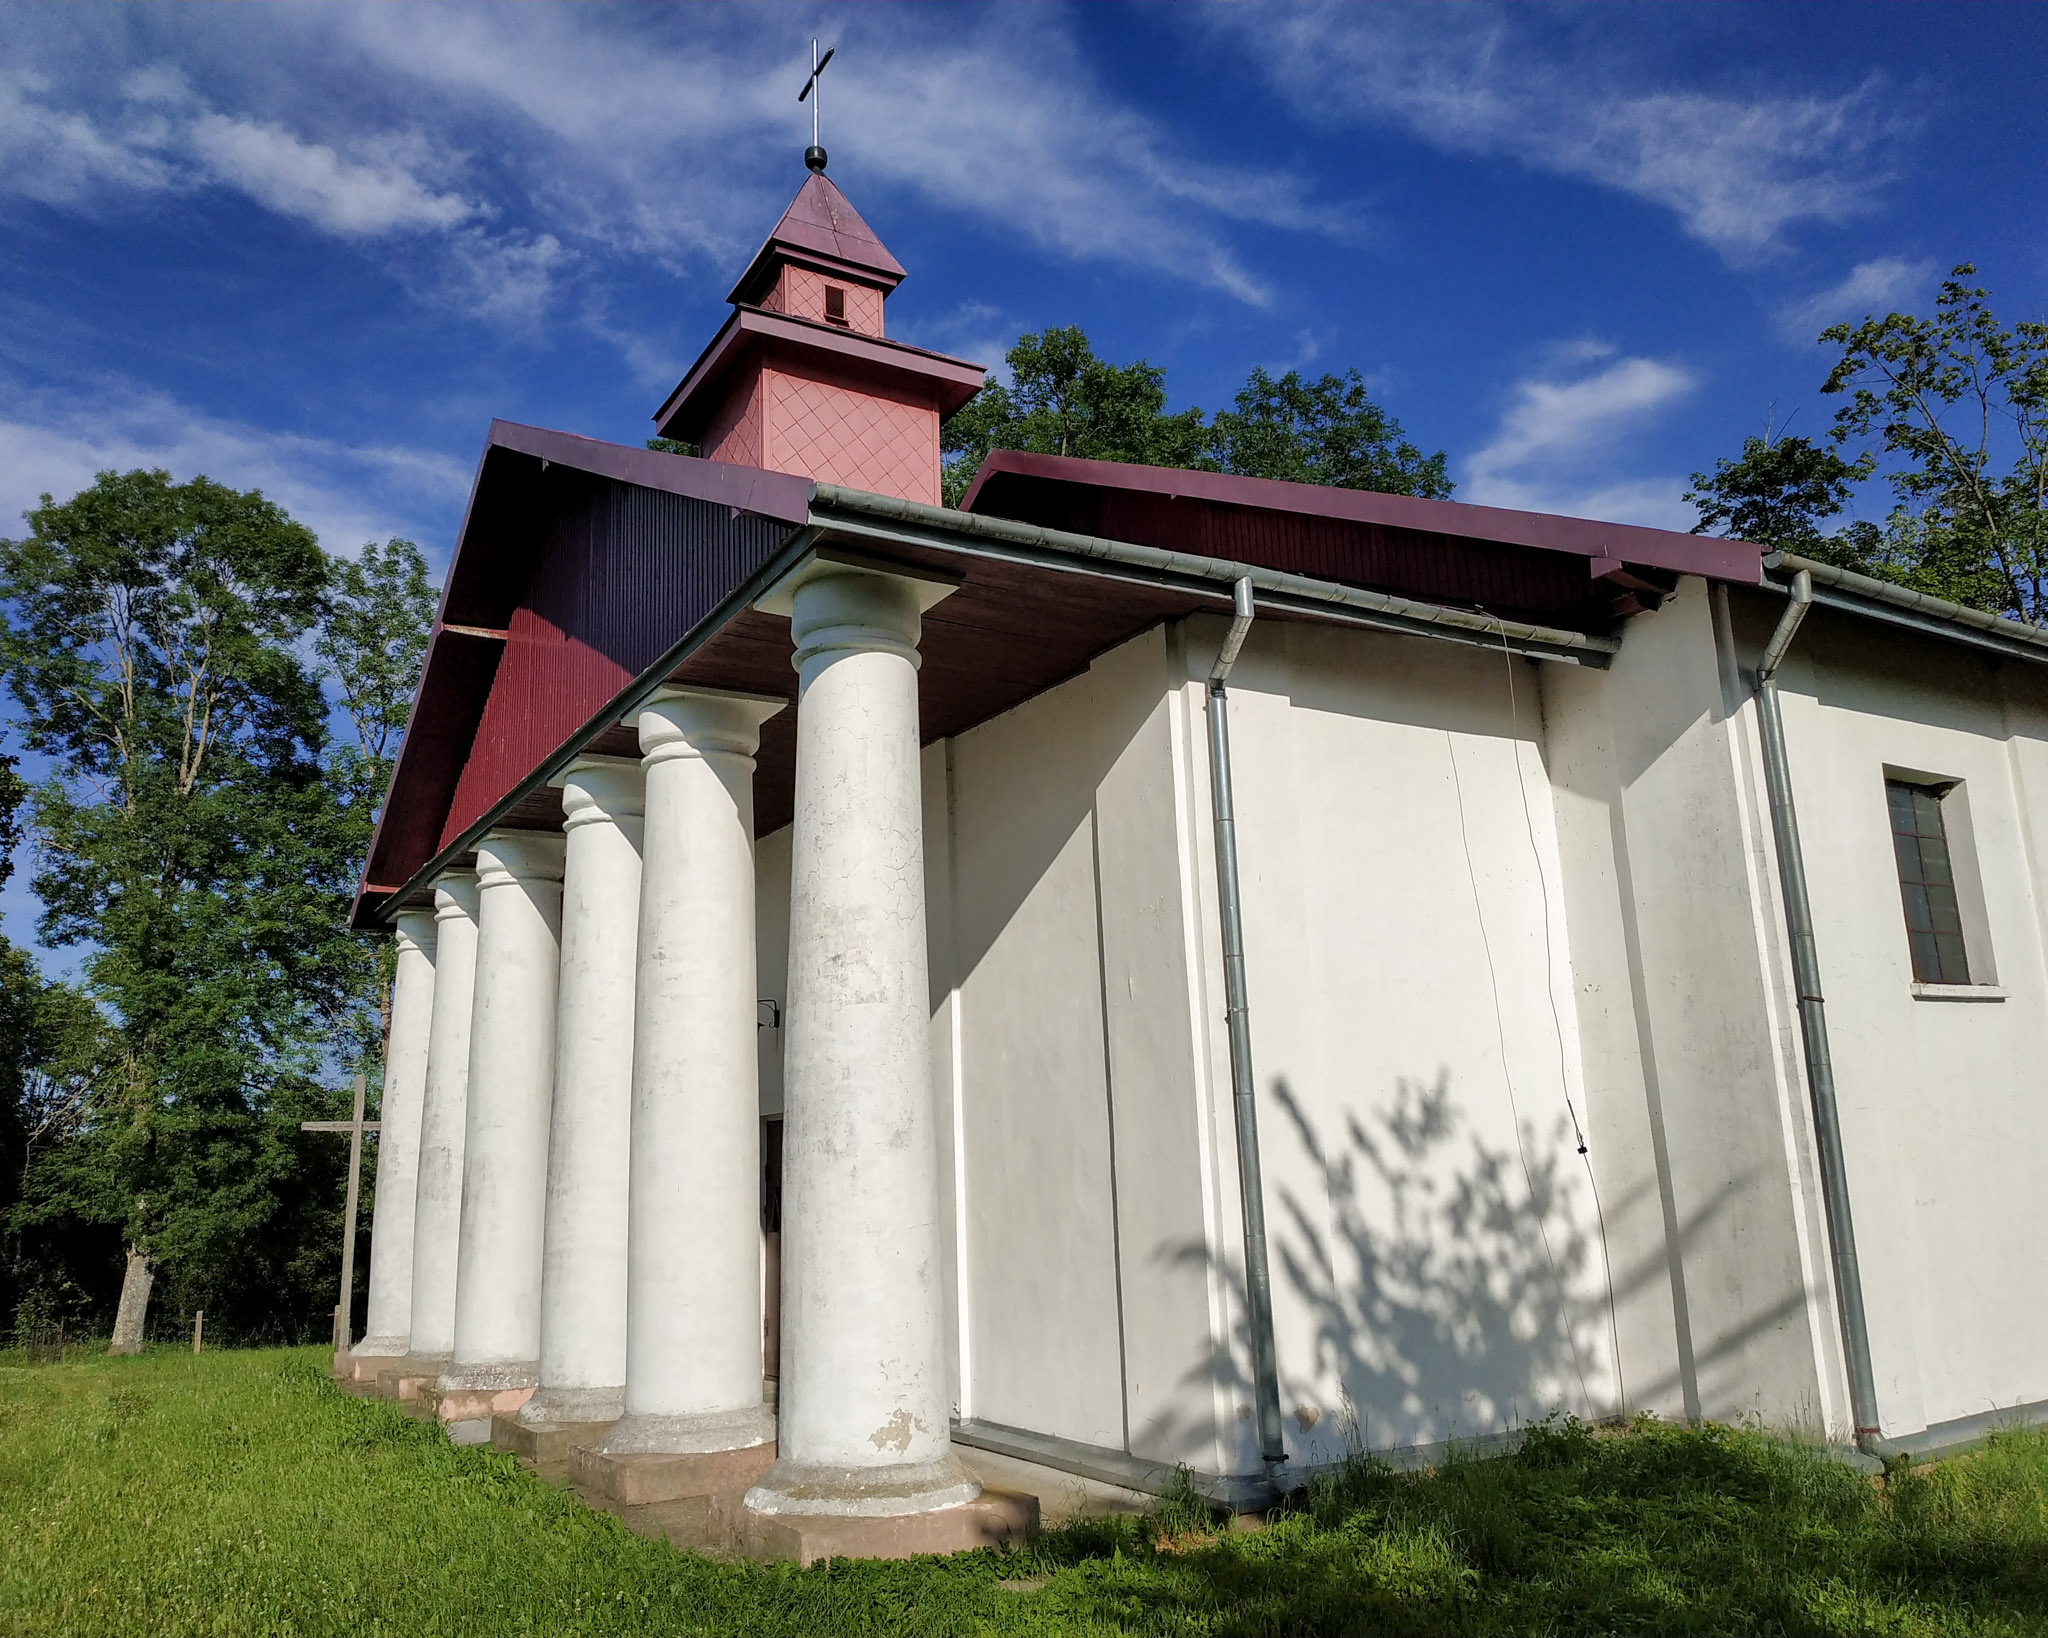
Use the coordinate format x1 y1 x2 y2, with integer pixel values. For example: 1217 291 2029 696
2 1 2044 959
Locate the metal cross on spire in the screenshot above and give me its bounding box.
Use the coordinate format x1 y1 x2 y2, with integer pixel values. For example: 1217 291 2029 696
798 38 836 173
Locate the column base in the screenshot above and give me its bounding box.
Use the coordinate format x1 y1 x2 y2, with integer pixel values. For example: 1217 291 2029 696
743 1451 983 1518
491 1411 615 1468
714 1486 1038 1566
572 1438 778 1507
376 1355 448 1402
596 1402 774 1456
342 1338 407 1383
425 1361 537 1442
516 1384 624 1428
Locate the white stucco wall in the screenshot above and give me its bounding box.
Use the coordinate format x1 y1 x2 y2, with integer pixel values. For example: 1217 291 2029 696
1198 616 1621 1461
753 629 1233 1466
939 627 1238 1462
1536 584 1844 1436
748 580 2048 1474
1747 592 2048 1438
1547 583 1844 1435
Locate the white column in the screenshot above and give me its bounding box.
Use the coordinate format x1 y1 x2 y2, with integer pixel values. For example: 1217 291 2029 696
598 688 785 1455
408 872 479 1362
442 830 564 1392
745 563 980 1519
355 908 437 1360
520 759 644 1428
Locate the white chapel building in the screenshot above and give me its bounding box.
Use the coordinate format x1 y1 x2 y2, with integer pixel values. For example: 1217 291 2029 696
341 164 2048 1552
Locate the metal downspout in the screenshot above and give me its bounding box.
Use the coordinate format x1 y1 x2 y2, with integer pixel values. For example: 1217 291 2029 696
1751 569 1882 1444
1204 578 1287 1468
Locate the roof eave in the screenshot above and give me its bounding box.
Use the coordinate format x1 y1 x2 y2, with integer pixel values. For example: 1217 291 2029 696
1765 551 2048 671
655 309 985 441
960 449 1761 584
726 242 906 307
354 423 812 925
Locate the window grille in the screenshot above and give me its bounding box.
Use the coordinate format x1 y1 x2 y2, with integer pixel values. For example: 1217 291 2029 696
1887 778 1971 985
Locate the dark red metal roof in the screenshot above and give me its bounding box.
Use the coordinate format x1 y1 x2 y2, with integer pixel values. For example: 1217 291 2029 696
354 428 1764 930
961 449 1760 623
352 423 808 918
727 171 907 305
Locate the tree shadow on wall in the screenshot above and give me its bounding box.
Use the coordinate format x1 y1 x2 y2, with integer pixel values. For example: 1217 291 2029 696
1146 1071 1814 1469
1152 1073 1626 1466
1266 1073 1613 1459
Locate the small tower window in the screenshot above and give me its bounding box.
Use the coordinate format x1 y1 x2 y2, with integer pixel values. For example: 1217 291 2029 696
824 285 847 326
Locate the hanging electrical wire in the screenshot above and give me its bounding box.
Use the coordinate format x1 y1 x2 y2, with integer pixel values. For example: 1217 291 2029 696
1486 616 1629 1416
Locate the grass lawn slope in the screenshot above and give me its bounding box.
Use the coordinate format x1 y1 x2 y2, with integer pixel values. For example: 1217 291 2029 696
2 1346 2045 1636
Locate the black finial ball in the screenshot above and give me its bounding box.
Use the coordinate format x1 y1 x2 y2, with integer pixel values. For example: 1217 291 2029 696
804 144 828 173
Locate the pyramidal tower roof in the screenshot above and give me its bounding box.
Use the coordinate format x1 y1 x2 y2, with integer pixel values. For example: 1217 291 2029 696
726 172 906 305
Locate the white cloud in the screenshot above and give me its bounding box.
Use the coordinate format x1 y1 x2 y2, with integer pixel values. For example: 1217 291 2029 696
1470 350 1695 475
1463 345 1698 529
1211 5 1901 264
0 66 483 240
322 4 1318 301
439 227 570 326
185 112 480 237
0 68 176 203
0 5 1331 312
892 299 1012 377
0 375 471 564
0 49 551 320
1777 255 1934 342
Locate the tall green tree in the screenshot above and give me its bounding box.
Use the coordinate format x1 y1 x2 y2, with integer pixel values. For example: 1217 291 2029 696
1818 265 2048 620
317 538 437 1064
0 469 358 1344
1684 428 1876 560
1210 366 1452 497
942 327 1451 507
1692 265 2048 620
941 327 1209 503
2 953 116 1342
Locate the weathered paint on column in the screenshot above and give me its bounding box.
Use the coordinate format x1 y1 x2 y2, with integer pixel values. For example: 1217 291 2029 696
355 908 438 1360
745 562 981 1519
408 872 480 1362
519 760 644 1430
597 688 785 1456
442 831 565 1394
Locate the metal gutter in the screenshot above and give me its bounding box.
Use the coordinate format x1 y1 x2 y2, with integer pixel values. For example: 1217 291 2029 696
1861 1396 2048 1466
952 1417 1280 1512
1204 579 1287 1469
810 485 1623 668
1767 551 2048 670
1749 569 1883 1445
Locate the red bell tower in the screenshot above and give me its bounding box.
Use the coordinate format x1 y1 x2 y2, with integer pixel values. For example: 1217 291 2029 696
654 171 983 505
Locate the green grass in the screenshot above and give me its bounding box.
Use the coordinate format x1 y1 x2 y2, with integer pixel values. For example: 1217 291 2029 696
2 1347 2045 1636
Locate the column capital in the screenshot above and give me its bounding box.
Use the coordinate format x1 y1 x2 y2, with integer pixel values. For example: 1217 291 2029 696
636 687 786 767
393 906 439 959
755 547 959 620
433 869 480 920
552 755 645 829
475 830 566 889
759 554 958 675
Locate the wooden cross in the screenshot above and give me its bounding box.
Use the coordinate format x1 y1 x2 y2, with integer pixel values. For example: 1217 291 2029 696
302 1072 379 1354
